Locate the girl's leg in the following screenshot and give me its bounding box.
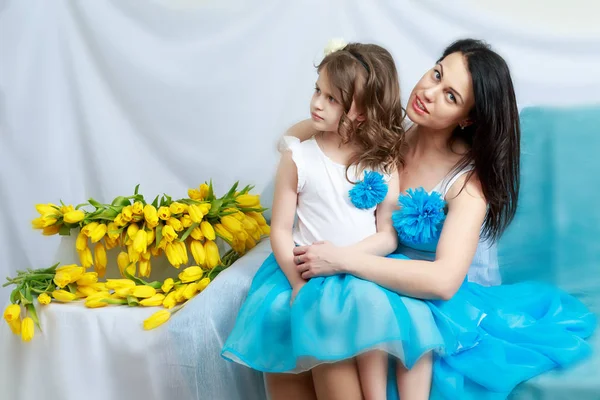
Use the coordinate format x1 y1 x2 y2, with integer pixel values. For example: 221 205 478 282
396 352 433 400
266 371 317 400
357 350 388 400
312 359 364 400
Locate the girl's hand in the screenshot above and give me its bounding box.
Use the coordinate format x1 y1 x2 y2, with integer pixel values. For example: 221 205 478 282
293 241 346 279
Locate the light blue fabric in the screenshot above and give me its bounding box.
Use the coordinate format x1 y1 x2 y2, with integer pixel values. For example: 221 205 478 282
499 105 600 399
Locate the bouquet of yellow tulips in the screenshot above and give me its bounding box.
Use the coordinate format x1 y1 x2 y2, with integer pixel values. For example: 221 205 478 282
4 181 270 341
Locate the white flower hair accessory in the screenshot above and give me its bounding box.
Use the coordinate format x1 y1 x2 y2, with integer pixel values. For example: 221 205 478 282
323 38 347 56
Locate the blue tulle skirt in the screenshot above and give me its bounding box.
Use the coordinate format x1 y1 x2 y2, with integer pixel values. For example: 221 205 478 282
221 253 596 399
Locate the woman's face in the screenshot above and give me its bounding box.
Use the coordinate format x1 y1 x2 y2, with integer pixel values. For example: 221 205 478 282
406 52 475 130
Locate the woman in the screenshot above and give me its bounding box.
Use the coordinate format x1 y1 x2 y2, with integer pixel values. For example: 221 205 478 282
265 38 595 400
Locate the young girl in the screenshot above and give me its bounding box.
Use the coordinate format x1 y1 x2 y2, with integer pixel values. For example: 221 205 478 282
221 41 406 399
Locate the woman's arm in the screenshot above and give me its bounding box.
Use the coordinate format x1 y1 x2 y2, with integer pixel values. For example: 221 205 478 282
347 172 399 256
295 175 487 300
285 119 317 142
270 152 306 291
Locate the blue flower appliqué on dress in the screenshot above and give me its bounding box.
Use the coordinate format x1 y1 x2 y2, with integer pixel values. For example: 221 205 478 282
392 187 446 245
349 171 388 209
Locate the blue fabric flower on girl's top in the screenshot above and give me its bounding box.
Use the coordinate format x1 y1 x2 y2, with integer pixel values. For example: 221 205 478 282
392 187 446 245
349 171 388 209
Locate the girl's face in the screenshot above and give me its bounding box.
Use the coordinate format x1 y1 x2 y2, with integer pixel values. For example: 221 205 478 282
406 52 475 131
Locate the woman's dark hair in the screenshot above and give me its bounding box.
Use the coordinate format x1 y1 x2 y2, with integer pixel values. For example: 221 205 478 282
441 39 520 241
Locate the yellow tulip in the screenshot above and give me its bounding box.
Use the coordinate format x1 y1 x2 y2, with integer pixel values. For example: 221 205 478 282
35 203 58 215
146 229 155 245
157 206 171 221
188 205 203 223
127 223 140 240
204 240 221 268
200 221 216 241
162 225 177 242
198 203 211 215
139 294 165 307
221 215 243 233
197 277 211 292
107 222 120 239
175 241 188 265
63 210 85 224
93 243 107 277
169 202 186 215
139 259 151 278
151 245 162 257
52 290 77 302
235 230 248 242
214 224 234 242
128 244 140 263
76 272 98 286
8 318 21 335
250 227 261 241
38 293 51 305
73 233 88 254
117 251 130 276
188 188 202 200
60 204 74 214
178 266 203 283
31 217 45 229
90 282 108 292
180 215 193 228
167 217 183 232
78 248 93 269
132 201 144 215
245 235 257 250
183 283 198 299
131 286 156 299
162 292 177 309
199 183 209 199
76 285 98 297
165 243 181 268
260 225 271 236
236 194 260 208
21 317 34 342
143 310 171 330
161 278 174 294
122 206 133 222
42 225 60 236
125 262 137 277
247 211 267 226
90 223 107 243
174 284 188 302
189 240 206 266
81 222 98 236
225 209 245 221
105 279 136 290
143 204 159 227
3 304 20 323
231 236 246 254
53 271 72 288
56 264 78 272
133 230 148 254
190 226 204 241
85 297 108 308
114 287 132 298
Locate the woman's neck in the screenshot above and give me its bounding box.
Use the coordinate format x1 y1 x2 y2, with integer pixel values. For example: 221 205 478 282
409 125 454 157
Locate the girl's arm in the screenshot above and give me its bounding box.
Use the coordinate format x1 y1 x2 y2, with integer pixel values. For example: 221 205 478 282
295 174 487 300
346 172 399 256
270 151 306 292
284 119 317 142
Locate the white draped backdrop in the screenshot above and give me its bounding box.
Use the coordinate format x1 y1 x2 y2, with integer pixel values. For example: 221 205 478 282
1 1 600 399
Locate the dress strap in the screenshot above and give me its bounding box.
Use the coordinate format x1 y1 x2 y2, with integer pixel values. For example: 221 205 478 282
437 164 475 198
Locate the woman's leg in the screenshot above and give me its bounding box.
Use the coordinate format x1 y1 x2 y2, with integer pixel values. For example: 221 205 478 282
357 350 388 400
312 359 364 400
396 352 432 400
266 372 317 400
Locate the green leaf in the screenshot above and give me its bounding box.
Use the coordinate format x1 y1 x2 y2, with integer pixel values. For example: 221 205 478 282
223 181 239 200
155 224 163 248
75 203 88 210
123 269 148 286
179 222 199 242
207 265 227 280
208 179 214 200
19 288 30 305
126 296 139 307
151 195 159 208
88 198 103 208
103 298 127 305
58 224 72 236
67 283 78 294
25 303 42 332
134 184 140 195
9 288 20 304
24 286 33 302
207 199 223 218
111 196 131 207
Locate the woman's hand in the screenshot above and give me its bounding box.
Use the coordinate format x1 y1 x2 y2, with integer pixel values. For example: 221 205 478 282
293 241 347 279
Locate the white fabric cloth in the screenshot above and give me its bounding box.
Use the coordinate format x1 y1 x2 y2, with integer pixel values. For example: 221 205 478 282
283 136 389 247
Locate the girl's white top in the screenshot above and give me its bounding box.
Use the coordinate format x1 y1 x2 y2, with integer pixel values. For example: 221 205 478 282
279 136 391 247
